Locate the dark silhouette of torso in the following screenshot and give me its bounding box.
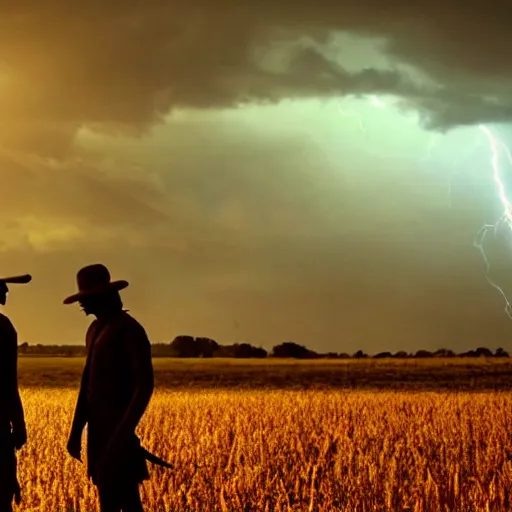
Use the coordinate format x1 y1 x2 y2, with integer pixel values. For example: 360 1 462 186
0 312 25 507
72 310 152 486
0 314 21 425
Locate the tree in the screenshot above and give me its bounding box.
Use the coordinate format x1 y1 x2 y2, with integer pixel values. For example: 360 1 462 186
374 351 393 359
195 337 219 358
252 346 268 358
272 342 318 359
475 347 493 357
231 343 267 358
169 335 198 357
433 349 455 358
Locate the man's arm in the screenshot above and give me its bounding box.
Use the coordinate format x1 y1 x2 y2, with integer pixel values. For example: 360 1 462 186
108 321 154 450
68 361 90 442
66 358 91 461
6 325 26 450
68 322 97 444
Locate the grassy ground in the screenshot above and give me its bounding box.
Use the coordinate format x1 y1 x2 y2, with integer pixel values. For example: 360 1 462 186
14 359 512 510
15 389 512 511
18 356 512 391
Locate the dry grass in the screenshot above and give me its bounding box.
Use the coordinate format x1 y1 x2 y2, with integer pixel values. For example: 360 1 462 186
18 356 512 391
13 388 512 511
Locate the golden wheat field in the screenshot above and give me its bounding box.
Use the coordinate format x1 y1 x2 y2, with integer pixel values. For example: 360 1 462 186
11 387 512 512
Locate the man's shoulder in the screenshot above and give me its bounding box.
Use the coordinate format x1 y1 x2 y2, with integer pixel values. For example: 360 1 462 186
86 319 99 338
85 319 99 349
0 312 15 332
120 312 149 339
122 312 145 329
0 313 16 350
86 319 99 330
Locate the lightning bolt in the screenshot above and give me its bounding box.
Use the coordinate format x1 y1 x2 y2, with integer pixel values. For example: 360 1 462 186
473 125 512 317
336 93 512 320
478 126 512 222
337 96 512 318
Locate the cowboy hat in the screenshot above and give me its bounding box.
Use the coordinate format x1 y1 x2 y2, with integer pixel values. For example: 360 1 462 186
0 274 31 284
63 264 128 305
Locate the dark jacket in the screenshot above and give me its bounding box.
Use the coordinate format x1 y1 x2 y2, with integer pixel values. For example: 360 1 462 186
69 311 154 485
0 313 25 434
0 313 25 504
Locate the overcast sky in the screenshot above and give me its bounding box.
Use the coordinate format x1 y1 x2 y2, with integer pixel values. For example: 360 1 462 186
2 1 512 353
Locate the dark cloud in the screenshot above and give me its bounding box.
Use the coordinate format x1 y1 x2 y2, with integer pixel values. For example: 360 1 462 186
0 149 171 253
0 112 473 349
1 1 511 351
0 1 511 154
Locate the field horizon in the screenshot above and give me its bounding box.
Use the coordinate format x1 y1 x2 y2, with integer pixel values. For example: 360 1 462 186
18 356 512 391
13 358 512 511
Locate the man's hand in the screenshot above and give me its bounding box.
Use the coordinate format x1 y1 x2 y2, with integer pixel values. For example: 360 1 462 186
12 423 27 450
66 434 82 462
14 480 21 505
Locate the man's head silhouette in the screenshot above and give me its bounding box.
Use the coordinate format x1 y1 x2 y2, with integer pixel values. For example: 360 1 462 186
78 290 124 317
0 275 32 306
63 264 128 317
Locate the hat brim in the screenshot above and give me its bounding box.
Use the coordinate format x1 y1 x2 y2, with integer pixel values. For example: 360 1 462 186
0 274 32 284
63 280 129 305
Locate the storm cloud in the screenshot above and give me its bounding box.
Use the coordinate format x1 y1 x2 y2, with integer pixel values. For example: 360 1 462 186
0 1 511 154
0 1 510 352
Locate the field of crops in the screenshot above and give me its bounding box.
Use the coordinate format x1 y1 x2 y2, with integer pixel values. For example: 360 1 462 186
12 359 512 511
17 356 512 391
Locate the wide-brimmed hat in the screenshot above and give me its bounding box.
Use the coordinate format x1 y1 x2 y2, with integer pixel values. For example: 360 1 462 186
63 264 128 305
0 274 32 284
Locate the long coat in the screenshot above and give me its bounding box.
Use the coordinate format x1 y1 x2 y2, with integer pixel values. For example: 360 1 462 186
0 313 25 502
69 310 154 486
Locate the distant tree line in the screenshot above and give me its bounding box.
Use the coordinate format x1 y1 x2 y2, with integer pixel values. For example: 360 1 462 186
16 339 511 359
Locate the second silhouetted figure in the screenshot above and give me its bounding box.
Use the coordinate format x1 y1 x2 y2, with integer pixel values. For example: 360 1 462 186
0 273 30 511
65 264 154 512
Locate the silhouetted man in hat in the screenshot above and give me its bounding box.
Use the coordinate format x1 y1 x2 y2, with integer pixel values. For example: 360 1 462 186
0 273 31 511
65 264 156 512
